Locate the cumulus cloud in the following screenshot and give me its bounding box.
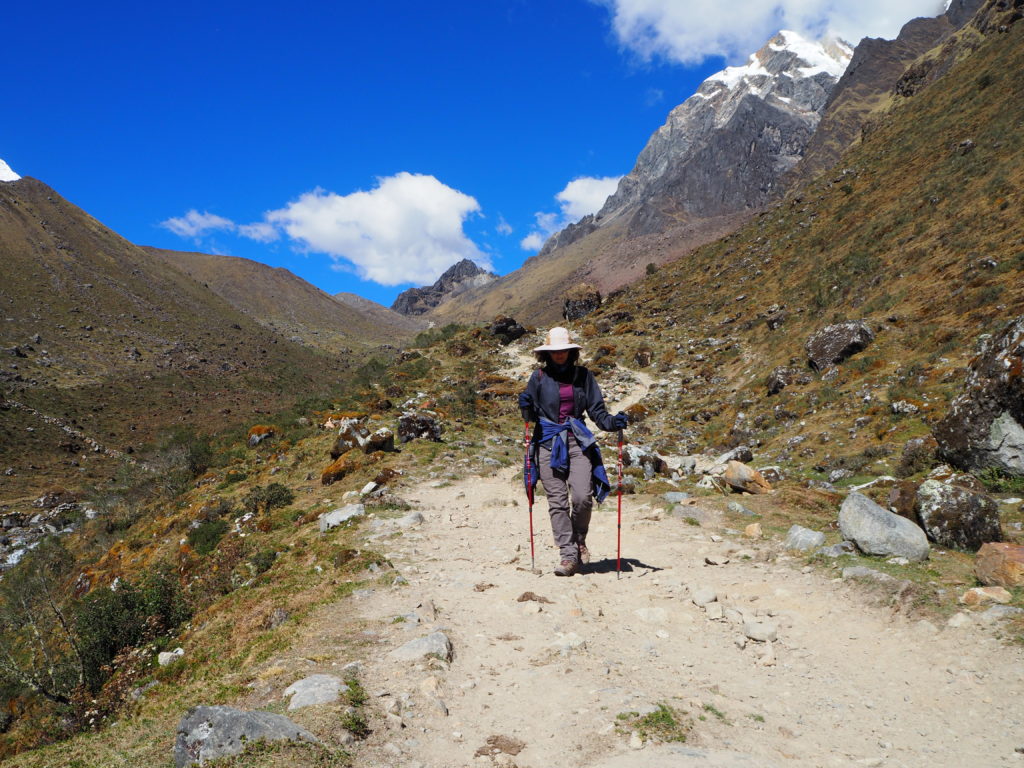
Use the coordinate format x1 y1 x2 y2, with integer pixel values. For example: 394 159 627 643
237 221 279 243
160 209 236 239
521 175 622 251
595 0 946 64
264 172 488 286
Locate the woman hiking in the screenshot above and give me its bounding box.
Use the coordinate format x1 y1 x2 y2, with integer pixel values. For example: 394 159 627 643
519 327 628 576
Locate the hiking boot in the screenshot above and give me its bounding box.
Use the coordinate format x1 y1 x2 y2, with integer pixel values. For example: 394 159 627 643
554 559 578 577
578 541 591 565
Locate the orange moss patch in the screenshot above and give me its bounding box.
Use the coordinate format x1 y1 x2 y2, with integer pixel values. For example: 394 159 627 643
321 451 360 485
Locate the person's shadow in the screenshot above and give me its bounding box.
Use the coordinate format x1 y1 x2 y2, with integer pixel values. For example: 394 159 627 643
583 557 663 576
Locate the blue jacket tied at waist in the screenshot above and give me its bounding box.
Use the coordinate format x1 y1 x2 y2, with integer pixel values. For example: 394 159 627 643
524 417 610 504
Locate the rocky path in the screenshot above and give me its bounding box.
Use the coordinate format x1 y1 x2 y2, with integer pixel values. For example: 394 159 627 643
346 466 1024 768
278 361 1024 768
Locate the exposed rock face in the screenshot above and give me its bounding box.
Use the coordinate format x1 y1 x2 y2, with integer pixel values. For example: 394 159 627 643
595 31 853 238
839 491 930 561
563 285 602 321
723 461 772 494
174 705 318 767
766 366 795 395
933 316 1024 477
398 411 443 443
915 479 1001 552
975 542 1024 587
805 321 874 371
391 259 496 315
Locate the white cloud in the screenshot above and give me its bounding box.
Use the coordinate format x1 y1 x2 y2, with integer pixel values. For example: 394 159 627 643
160 209 236 238
594 0 946 64
496 215 513 236
264 172 489 286
521 175 623 251
238 221 279 243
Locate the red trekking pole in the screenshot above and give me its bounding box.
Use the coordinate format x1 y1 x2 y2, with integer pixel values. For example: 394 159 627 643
616 429 623 580
524 421 536 573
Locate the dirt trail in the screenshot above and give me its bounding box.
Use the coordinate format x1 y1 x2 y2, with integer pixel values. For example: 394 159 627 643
301 365 1024 767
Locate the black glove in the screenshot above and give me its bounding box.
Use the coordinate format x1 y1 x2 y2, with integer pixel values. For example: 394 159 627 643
613 412 628 430
518 392 534 421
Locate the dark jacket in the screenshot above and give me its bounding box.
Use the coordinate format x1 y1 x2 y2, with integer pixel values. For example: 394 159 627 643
520 364 618 434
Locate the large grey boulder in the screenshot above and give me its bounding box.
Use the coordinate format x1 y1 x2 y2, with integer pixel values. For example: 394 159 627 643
784 525 826 551
174 705 318 767
284 674 345 710
388 631 453 663
319 504 364 532
806 321 874 371
933 317 1024 477
916 479 1001 551
839 492 929 561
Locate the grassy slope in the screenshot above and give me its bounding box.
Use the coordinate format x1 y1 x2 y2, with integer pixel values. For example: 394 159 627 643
0 179 356 501
146 248 419 352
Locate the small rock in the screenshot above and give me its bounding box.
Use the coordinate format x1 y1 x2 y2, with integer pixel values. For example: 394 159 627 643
744 622 778 643
319 504 365 532
395 512 425 528
629 732 644 750
705 603 724 621
744 523 762 538
784 525 826 552
158 647 185 666
389 632 453 663
705 555 730 566
959 586 1012 606
284 674 345 710
692 588 718 607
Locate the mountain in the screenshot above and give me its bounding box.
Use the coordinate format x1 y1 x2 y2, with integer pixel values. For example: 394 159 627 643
390 258 497 315
427 30 855 326
334 292 428 335
791 0 984 185
0 158 19 182
0 178 354 500
145 248 419 351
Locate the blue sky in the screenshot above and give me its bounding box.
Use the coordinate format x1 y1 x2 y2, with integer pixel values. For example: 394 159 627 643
2 0 942 307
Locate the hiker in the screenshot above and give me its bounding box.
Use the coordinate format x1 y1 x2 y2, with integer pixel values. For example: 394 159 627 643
519 327 628 576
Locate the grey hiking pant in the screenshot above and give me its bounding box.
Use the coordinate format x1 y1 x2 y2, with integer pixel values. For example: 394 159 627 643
538 437 592 563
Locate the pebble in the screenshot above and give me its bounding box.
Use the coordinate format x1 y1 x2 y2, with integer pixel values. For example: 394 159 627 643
744 523 762 538
705 603 724 621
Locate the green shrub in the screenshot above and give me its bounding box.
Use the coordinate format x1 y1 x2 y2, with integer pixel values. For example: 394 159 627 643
250 549 278 575
242 483 296 516
188 519 229 555
978 467 1024 494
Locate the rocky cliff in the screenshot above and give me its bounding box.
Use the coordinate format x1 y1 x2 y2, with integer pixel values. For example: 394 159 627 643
390 258 497 315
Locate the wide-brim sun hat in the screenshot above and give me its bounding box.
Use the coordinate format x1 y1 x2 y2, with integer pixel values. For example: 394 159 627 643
533 326 582 352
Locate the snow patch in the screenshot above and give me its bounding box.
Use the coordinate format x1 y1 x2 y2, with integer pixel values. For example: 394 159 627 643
0 158 19 182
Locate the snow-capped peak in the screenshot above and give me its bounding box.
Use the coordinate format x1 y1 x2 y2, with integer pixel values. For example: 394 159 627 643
705 29 852 94
0 158 20 182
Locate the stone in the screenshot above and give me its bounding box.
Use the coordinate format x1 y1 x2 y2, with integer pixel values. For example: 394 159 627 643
817 540 856 558
744 622 778 642
915 479 1001 551
959 586 1012 606
365 427 396 453
398 411 443 443
158 647 185 666
766 366 795 396
284 674 345 710
395 512 425 528
389 632 453 663
947 612 973 628
705 555 730 566
563 284 602 320
691 588 717 607
722 461 772 494
805 321 874 371
247 425 277 448
727 501 756 516
705 603 724 621
744 523 762 538
842 566 896 583
934 316 1024 477
887 479 920 522
975 542 1024 587
173 705 318 767
319 504 365 532
635 607 668 624
784 525 825 552
663 492 691 503
489 316 526 345
623 444 669 478
839 492 929 561
331 419 370 459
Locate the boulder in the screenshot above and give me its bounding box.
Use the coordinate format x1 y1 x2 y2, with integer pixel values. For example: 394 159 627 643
805 321 874 371
784 525 825 551
622 444 669 478
158 647 185 666
284 674 345 710
562 284 602 321
959 586 1012 606
915 479 1001 551
722 461 772 494
974 542 1024 587
330 418 370 459
388 631 453 663
839 492 929 561
398 411 443 443
766 366 795 395
247 425 277 448
489 316 526 345
886 480 920 522
319 504 365 532
364 427 395 453
320 452 360 485
933 316 1024 476
173 705 318 767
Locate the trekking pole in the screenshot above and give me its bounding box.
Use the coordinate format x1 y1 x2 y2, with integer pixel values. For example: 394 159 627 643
524 421 536 573
616 429 623 580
